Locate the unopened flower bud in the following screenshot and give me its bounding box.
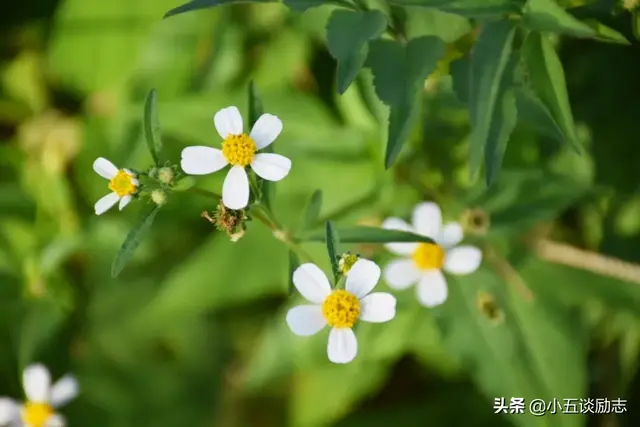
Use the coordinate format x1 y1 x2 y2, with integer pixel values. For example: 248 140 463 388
158 167 174 185
151 189 167 206
338 252 360 275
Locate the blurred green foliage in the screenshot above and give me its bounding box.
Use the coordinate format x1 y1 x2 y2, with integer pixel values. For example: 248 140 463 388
1 0 640 426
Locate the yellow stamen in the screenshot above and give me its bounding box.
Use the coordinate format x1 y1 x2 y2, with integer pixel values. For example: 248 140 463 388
108 170 137 197
222 134 256 166
412 243 445 270
22 402 53 427
322 290 360 328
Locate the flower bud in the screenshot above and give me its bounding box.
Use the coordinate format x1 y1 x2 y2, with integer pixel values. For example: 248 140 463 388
151 189 167 206
338 252 360 275
158 167 174 185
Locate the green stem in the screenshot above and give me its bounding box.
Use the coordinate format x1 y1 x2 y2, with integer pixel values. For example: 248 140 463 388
187 188 222 202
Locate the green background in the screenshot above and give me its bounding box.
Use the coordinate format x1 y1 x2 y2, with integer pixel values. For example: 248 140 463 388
1 0 639 426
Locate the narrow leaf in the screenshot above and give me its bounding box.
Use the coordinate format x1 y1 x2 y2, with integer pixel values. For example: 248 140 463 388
143 89 162 165
515 87 565 144
248 80 264 130
284 0 354 11
523 0 596 38
366 36 445 168
582 20 630 45
325 221 340 281
387 0 519 18
111 205 161 278
300 226 435 244
468 21 517 179
632 10 640 41
173 176 196 192
302 190 323 231
287 250 300 295
165 0 274 19
522 32 581 152
19 299 66 371
326 10 387 94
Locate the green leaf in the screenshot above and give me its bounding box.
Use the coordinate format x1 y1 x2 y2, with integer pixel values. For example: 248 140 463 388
366 36 445 168
515 87 565 144
522 32 581 152
143 89 163 166
467 21 517 181
523 0 596 38
111 205 161 278
300 226 435 244
19 298 66 371
582 20 630 45
632 10 640 41
283 0 354 12
164 0 274 18
326 10 387 94
386 0 519 18
173 176 196 192
325 221 341 281
302 190 323 231
287 250 300 295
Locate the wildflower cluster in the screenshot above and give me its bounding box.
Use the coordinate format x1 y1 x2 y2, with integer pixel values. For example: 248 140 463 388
88 84 483 367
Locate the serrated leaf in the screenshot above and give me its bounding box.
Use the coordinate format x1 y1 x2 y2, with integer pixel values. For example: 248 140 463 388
111 205 161 278
522 32 581 152
302 190 323 231
143 89 163 165
164 0 274 18
326 10 387 94
523 0 596 38
287 250 300 295
387 0 519 18
467 21 517 182
325 221 340 281
366 36 445 168
515 87 565 144
300 226 435 244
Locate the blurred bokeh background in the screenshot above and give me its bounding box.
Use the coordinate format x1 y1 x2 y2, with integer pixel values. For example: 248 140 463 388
1 0 640 426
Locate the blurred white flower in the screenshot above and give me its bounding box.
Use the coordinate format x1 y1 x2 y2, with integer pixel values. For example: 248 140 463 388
0 364 79 427
180 106 292 210
286 259 396 364
382 202 482 307
92 157 139 215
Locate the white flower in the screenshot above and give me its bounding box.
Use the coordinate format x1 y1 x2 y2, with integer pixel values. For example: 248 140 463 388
382 202 482 308
0 364 79 427
180 106 292 210
286 259 396 364
92 157 139 215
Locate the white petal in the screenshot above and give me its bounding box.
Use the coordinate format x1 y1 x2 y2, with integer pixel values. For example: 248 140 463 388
222 166 249 210
180 146 228 175
345 259 381 298
250 153 291 182
416 270 448 308
213 106 243 139
444 245 482 275
327 328 358 364
381 217 418 256
292 263 332 304
0 398 18 424
437 222 464 248
92 157 118 180
383 259 421 290
94 192 119 215
359 292 396 323
412 202 442 238
118 195 132 211
50 375 78 408
249 114 283 149
285 305 326 336
23 364 51 403
45 414 65 427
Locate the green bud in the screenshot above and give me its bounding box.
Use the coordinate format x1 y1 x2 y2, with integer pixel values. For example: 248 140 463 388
151 189 167 206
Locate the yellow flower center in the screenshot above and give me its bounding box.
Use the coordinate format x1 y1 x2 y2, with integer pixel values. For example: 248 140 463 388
412 243 445 270
22 402 53 427
222 134 256 166
338 253 359 275
322 290 360 328
108 170 137 197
